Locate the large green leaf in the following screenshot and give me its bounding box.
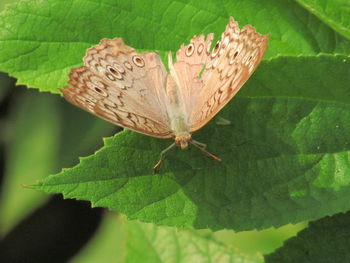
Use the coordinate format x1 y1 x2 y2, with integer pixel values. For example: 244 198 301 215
265 211 350 262
125 220 263 263
0 0 349 93
31 55 350 231
295 0 350 40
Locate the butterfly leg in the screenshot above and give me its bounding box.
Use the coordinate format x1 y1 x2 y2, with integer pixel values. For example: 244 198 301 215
192 140 207 149
153 143 176 174
189 140 222 162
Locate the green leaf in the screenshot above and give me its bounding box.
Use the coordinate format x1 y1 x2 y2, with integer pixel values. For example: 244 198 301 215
73 213 269 263
125 220 263 263
265 211 350 262
215 222 306 255
31 55 350 231
0 0 349 93
0 0 15 11
242 54 350 106
295 0 350 40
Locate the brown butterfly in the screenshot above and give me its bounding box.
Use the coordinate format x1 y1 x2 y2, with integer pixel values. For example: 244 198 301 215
61 17 269 172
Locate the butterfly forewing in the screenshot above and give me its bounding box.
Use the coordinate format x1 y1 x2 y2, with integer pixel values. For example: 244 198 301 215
62 38 173 138
173 34 214 117
189 17 269 132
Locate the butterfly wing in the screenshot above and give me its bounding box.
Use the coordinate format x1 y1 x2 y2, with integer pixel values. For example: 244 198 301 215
172 34 213 117
189 17 269 132
62 38 172 138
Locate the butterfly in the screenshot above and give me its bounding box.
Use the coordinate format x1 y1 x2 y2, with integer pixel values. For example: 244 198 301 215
61 17 269 173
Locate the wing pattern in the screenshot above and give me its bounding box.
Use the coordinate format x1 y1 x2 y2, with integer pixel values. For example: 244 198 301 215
62 38 172 138
189 17 269 132
62 18 268 140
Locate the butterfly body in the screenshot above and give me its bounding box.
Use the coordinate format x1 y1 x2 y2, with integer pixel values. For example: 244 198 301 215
62 17 268 169
165 55 193 149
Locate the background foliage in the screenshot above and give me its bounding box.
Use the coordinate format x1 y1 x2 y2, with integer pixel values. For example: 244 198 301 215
0 0 349 262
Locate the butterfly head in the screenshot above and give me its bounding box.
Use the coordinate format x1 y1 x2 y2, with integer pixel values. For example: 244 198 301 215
175 132 192 149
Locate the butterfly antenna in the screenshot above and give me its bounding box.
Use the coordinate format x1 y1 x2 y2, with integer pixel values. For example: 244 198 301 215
189 141 222 161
